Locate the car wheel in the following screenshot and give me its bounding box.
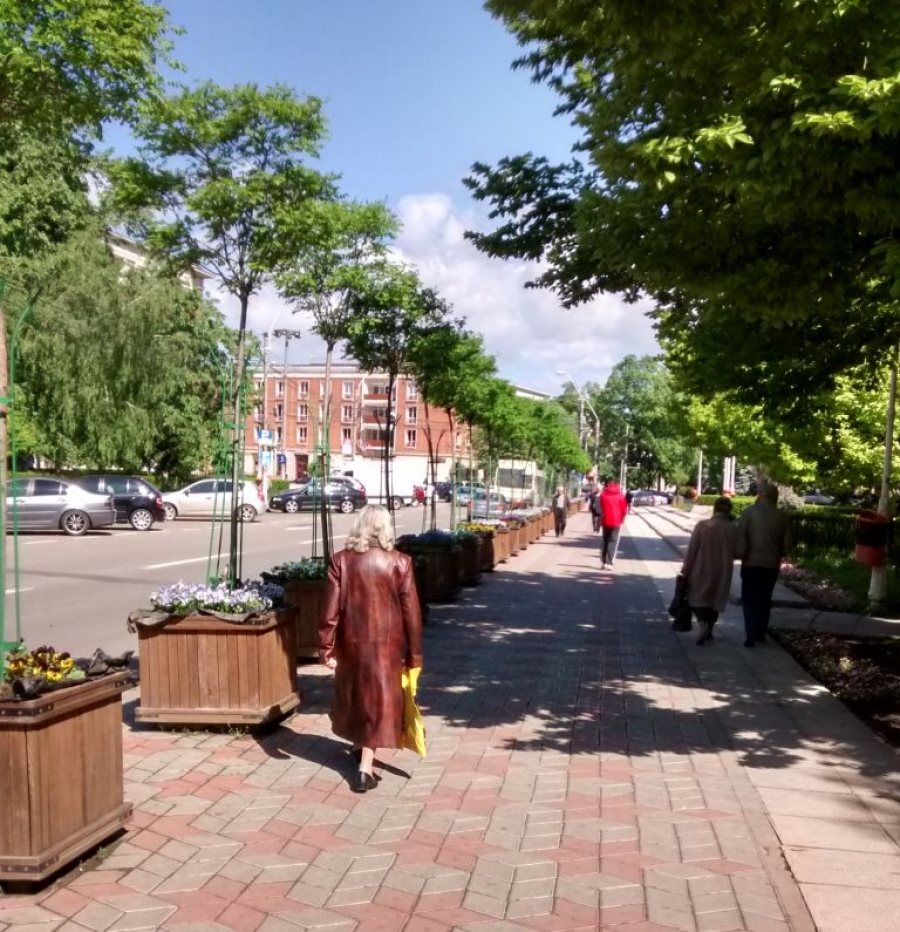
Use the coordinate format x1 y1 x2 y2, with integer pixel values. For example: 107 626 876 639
284 499 299 514
339 498 355 514
238 504 257 522
163 503 178 521
60 510 90 536
390 496 404 510
129 508 154 531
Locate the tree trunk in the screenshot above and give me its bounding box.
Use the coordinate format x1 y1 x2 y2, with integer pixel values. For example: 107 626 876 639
228 293 250 587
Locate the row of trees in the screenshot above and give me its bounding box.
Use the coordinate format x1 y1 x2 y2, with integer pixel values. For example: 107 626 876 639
467 0 900 496
0 1 591 522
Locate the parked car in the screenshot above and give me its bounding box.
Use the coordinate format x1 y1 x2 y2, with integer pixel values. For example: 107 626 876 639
6 476 116 536
804 489 835 506
162 479 265 522
74 474 166 530
456 482 487 506
631 490 660 507
468 490 508 518
268 480 367 514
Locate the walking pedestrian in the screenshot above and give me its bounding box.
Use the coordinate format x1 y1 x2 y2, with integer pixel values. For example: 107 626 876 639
599 478 628 568
320 505 424 792
552 485 570 537
680 496 740 645
736 481 792 647
589 482 603 532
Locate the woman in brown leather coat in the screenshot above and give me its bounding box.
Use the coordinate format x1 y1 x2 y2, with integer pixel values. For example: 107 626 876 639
320 504 423 793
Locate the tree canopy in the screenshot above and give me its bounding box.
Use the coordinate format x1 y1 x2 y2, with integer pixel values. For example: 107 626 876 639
469 1 900 416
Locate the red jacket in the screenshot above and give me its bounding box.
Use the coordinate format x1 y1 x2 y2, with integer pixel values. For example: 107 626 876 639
599 482 628 528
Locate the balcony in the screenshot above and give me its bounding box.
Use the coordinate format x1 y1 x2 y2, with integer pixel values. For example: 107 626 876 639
362 392 391 404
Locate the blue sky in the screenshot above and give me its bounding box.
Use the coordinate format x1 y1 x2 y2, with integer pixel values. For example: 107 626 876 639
127 0 660 393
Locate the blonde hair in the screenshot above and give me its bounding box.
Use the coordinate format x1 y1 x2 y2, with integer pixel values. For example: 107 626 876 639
345 504 395 553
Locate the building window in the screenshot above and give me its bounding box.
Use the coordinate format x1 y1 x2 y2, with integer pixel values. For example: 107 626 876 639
342 404 353 423
342 380 353 399
276 380 284 398
406 381 418 401
342 427 352 443
274 403 283 421
297 403 308 421
405 429 417 448
275 427 282 445
299 380 309 396
406 405 417 425
254 404 263 422
296 425 308 445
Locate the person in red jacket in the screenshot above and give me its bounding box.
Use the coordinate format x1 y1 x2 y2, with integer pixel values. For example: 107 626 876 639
599 479 628 569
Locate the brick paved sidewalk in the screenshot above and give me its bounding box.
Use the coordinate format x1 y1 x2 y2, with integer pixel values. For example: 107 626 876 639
1 512 899 931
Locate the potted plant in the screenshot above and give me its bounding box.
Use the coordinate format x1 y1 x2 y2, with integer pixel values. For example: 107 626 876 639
262 558 327 659
0 643 133 883
128 579 299 728
451 528 482 585
456 521 498 572
396 530 460 602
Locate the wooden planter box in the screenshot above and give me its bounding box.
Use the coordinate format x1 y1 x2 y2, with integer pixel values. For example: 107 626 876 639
542 512 553 534
457 541 481 586
417 546 458 602
283 580 327 659
0 672 132 883
508 525 522 556
493 529 511 563
136 611 300 727
478 534 495 572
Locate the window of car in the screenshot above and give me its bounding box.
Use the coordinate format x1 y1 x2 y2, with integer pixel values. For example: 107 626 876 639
103 476 129 494
189 480 217 494
8 478 29 496
33 479 66 496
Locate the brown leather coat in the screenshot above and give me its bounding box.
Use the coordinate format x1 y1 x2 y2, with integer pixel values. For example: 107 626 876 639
320 546 423 748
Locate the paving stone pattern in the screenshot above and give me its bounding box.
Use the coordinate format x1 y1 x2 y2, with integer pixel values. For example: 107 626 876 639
1 511 897 930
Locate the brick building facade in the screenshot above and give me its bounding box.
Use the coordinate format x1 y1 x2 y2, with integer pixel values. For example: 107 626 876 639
245 362 468 481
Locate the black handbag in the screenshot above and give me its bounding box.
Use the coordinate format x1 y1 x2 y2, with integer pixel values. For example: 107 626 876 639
668 573 692 631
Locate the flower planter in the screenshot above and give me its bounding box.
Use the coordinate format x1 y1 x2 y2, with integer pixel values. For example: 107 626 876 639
457 539 481 586
507 524 521 556
0 672 132 883
477 533 495 572
417 546 458 602
135 611 299 727
283 579 327 659
493 528 511 563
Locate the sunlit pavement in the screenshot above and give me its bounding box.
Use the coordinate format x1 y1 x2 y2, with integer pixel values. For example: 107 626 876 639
2 511 899 931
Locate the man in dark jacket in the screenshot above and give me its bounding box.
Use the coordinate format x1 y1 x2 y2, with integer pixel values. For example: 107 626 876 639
599 479 628 568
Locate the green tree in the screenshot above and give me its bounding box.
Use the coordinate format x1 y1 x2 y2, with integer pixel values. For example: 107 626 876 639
345 262 452 516
469 1 900 414
275 198 397 459
10 228 229 479
108 81 338 581
0 0 171 136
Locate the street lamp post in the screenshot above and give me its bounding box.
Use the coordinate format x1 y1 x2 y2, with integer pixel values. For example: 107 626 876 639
273 328 303 480
556 369 600 477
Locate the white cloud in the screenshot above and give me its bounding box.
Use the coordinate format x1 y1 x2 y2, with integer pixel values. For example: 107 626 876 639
210 191 661 393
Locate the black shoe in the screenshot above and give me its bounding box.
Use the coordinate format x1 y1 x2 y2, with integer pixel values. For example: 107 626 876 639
349 747 362 764
351 771 377 793
743 638 755 648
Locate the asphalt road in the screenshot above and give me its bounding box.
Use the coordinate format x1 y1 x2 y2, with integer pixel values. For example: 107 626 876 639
1 502 454 659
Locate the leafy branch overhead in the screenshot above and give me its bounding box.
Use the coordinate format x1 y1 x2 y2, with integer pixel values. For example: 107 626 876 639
472 0 900 415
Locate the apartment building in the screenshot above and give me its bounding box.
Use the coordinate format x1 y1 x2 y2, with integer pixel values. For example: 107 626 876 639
245 362 469 482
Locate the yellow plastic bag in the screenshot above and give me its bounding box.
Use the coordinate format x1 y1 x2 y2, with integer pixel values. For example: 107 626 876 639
400 666 427 757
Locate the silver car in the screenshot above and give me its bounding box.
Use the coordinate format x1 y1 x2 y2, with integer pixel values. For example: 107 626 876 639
162 478 265 522
6 476 117 536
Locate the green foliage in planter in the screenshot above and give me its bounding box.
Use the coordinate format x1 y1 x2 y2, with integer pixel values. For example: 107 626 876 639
269 478 290 496
262 556 327 582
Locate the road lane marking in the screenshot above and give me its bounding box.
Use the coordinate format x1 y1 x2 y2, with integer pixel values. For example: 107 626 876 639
5 587 33 594
145 556 217 569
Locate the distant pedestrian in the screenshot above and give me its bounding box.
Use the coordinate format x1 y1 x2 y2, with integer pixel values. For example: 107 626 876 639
589 483 603 532
625 489 634 513
736 481 792 647
681 496 740 645
552 485 570 537
599 479 628 568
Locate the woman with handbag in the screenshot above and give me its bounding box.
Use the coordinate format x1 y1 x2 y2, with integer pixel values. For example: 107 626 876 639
320 505 423 792
680 496 740 645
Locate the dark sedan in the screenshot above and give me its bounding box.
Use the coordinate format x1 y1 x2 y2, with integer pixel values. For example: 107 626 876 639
269 481 367 514
74 474 167 530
